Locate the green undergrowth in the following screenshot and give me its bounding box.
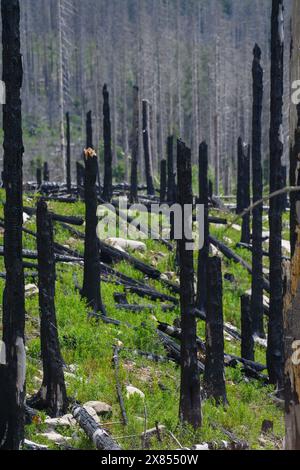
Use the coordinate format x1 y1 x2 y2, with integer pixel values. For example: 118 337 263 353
0 190 287 450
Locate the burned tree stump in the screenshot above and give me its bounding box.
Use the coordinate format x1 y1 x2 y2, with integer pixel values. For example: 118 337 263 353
130 86 139 203
251 44 265 338
237 137 250 244
66 112 71 192
177 139 202 429
160 159 167 203
204 257 227 405
196 142 209 312
0 0 26 450
102 84 113 202
142 99 155 196
267 0 285 388
28 200 68 417
81 148 105 314
241 294 254 362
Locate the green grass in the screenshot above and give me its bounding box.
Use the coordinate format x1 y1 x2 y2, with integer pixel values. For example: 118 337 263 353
0 190 285 450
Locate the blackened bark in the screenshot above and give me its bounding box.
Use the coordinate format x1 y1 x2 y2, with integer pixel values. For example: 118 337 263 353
76 161 85 198
204 257 227 405
241 294 254 362
160 159 167 203
102 84 113 202
142 99 155 196
290 105 300 257
167 136 176 203
43 162 49 182
36 167 42 188
177 139 201 429
66 112 71 192
0 0 26 450
267 0 284 388
130 86 139 203
237 137 250 244
28 200 68 417
196 142 209 312
251 44 265 338
86 110 93 149
82 149 105 314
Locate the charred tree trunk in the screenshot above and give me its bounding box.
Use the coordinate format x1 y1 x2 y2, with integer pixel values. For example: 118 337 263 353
130 86 139 203
251 44 265 338
167 135 175 203
204 257 227 405
86 110 93 149
177 139 201 429
142 99 155 196
76 161 85 198
28 200 67 417
36 167 42 189
0 0 26 450
160 159 167 203
81 148 105 314
102 84 113 202
241 294 254 362
43 162 49 182
66 112 71 192
237 138 250 244
267 0 285 388
290 108 300 256
196 142 209 312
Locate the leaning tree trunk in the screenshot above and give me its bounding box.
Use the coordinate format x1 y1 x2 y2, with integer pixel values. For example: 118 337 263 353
267 0 285 388
102 84 113 202
196 142 209 312
142 99 155 196
28 200 68 417
66 112 71 192
130 86 139 203
251 44 264 338
81 148 106 314
177 139 202 429
0 0 26 450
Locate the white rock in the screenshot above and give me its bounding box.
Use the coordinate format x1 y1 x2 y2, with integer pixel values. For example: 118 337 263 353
39 430 71 445
25 284 39 297
23 212 31 224
232 224 241 232
45 414 76 428
105 238 146 253
83 401 112 416
126 385 145 400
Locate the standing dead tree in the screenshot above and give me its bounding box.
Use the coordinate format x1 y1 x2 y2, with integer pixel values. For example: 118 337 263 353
142 99 155 196
160 159 167 203
130 86 139 203
196 142 209 312
86 110 93 149
241 294 254 362
204 257 227 405
251 44 265 338
28 200 68 417
43 162 49 182
66 112 71 192
290 105 300 256
0 0 26 450
267 0 285 388
102 84 113 202
177 139 202 429
167 135 176 203
236 137 250 244
81 148 106 314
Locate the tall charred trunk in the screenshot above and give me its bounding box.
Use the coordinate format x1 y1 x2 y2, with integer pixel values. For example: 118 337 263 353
86 110 93 149
130 86 139 203
237 137 250 244
267 0 284 388
66 112 71 192
102 84 113 202
160 159 167 203
43 162 49 182
167 136 176 203
251 44 265 338
0 0 26 450
177 139 202 429
241 294 254 362
142 99 155 196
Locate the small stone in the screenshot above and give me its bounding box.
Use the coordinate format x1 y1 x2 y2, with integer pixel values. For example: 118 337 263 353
126 385 145 400
39 430 71 445
25 284 39 297
45 414 76 428
83 401 112 417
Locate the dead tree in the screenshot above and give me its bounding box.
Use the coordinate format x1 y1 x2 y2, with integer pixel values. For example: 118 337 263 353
130 86 139 203
81 148 105 314
204 257 227 405
86 110 93 148
237 137 250 244
28 200 67 417
196 142 209 312
167 135 176 203
76 161 85 198
160 159 167 203
102 84 113 202
267 0 285 388
36 167 42 188
142 99 155 196
177 139 202 429
290 106 300 256
241 294 254 362
66 112 71 192
43 162 49 182
251 44 265 338
0 0 26 450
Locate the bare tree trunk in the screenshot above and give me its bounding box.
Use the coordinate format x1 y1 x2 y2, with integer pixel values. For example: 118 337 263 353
142 100 155 196
0 0 26 450
267 0 285 388
102 84 113 202
130 86 140 203
58 0 66 181
160 159 167 203
177 139 201 429
66 112 71 192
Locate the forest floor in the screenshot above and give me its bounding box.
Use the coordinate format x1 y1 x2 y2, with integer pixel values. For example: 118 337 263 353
0 190 287 450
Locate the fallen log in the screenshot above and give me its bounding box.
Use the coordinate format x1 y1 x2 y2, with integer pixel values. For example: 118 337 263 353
115 303 175 313
0 246 83 264
192 440 248 450
121 348 173 364
124 285 177 304
157 330 204 373
23 206 84 226
72 405 121 450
